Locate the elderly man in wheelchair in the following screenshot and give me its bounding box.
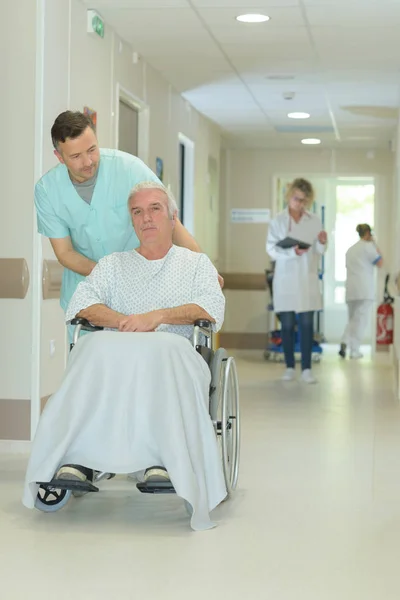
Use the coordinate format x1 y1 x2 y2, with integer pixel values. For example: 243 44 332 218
23 182 239 531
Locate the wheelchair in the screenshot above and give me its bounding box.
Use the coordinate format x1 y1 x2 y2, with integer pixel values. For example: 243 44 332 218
34 318 240 515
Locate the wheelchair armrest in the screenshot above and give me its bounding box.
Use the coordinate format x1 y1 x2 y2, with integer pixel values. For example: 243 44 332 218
194 319 212 328
70 317 104 332
193 319 213 350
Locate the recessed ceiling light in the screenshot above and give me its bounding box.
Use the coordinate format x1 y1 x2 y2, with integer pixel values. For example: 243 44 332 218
288 112 310 119
236 14 270 23
301 138 321 145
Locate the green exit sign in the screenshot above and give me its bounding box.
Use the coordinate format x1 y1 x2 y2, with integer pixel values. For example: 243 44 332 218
87 10 105 39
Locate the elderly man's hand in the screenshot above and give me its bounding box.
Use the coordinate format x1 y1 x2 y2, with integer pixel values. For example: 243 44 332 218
118 312 160 332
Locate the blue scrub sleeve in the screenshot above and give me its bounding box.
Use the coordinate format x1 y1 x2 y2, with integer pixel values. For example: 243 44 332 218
34 181 70 238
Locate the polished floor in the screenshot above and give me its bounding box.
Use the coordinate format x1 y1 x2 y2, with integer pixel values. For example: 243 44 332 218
1 347 400 599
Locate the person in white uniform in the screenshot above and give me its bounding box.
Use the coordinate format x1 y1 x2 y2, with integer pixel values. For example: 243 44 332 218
23 182 227 531
339 223 382 359
267 178 327 384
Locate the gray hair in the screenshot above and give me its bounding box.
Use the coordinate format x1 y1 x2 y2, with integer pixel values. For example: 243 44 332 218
128 181 178 219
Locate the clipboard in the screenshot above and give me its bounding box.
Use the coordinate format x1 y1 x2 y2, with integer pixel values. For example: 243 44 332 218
276 237 311 250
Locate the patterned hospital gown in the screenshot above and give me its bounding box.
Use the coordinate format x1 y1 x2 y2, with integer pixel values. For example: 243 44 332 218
65 245 225 338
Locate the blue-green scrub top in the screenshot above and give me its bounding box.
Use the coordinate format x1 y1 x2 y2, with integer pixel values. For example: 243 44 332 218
35 149 160 311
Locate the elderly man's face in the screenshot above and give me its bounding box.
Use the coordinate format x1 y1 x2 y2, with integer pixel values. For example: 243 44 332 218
130 188 175 244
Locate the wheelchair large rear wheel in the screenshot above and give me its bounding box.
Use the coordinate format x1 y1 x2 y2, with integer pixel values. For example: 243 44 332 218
209 348 229 421
220 356 240 495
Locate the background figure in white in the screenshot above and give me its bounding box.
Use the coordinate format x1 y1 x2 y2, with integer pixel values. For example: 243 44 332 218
339 223 383 359
23 182 227 531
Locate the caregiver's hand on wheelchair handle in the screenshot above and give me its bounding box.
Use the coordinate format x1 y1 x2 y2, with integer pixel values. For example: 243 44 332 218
118 312 160 332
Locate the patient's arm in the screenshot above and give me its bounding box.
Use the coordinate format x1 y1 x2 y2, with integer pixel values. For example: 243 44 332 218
118 304 214 332
77 304 126 328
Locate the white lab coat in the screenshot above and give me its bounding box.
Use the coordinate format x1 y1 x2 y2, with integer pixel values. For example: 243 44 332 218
266 208 326 313
345 240 381 301
340 240 381 352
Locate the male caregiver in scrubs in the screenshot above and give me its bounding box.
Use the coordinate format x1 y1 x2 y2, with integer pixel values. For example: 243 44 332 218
35 111 213 337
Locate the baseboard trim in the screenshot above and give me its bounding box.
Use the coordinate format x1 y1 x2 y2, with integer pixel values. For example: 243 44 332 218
220 332 267 350
0 440 31 453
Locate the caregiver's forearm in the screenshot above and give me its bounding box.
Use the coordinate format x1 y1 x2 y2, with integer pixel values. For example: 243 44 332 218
77 304 126 328
172 219 201 252
50 237 96 276
155 304 214 326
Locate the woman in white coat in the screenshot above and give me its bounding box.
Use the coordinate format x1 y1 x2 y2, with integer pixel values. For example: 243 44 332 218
339 223 382 359
267 178 327 384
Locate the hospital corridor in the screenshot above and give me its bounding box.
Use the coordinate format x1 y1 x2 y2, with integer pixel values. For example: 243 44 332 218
2 350 400 599
3 0 400 598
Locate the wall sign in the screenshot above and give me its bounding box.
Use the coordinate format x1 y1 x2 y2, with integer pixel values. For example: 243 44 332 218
231 208 271 223
156 157 164 181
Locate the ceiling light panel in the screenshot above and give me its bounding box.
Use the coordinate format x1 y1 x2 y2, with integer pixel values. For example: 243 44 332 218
236 14 270 23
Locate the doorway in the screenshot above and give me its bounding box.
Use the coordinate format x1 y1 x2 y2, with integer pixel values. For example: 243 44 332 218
118 99 139 156
177 133 195 235
178 142 185 223
115 84 150 165
324 178 375 343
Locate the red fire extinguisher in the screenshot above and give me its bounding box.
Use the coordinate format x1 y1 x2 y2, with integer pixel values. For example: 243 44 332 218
376 274 394 345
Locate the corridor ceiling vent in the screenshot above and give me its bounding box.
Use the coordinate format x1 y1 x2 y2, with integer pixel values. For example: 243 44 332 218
266 75 295 81
341 106 398 120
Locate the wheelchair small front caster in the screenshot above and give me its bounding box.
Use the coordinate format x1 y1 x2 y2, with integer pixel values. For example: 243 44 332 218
35 485 72 512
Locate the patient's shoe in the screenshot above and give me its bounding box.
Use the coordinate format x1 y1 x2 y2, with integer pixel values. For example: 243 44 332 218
56 464 94 497
144 466 170 483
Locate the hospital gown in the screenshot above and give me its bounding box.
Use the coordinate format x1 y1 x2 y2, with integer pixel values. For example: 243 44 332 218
22 246 227 531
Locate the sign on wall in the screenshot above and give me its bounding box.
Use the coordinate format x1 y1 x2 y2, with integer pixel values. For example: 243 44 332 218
231 208 271 223
156 157 164 181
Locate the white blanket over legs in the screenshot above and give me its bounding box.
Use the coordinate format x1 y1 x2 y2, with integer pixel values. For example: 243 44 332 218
23 331 227 530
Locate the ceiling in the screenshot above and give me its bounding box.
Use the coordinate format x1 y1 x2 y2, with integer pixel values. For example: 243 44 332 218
83 0 400 150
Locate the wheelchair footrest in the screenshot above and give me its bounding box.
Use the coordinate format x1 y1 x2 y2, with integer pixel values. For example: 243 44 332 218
136 481 176 495
36 479 99 493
